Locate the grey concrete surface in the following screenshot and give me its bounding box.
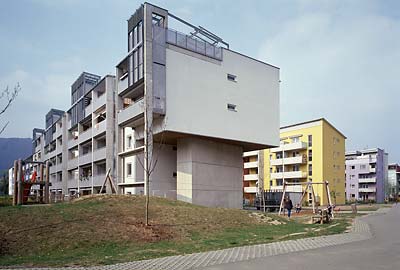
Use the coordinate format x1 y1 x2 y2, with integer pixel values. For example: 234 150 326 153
203 205 399 270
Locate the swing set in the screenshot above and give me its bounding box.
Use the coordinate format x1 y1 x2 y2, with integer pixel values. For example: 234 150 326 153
278 180 334 219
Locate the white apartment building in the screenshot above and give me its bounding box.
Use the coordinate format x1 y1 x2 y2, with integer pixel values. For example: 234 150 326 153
10 3 280 208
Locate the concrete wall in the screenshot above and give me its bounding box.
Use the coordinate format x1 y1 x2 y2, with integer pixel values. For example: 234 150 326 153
164 48 280 149
177 137 243 208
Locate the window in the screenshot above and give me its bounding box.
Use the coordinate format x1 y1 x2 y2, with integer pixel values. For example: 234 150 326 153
293 165 299 171
308 150 312 162
308 164 312 176
351 194 355 198
127 163 132 177
351 165 355 170
292 137 300 143
227 103 237 111
308 135 312 147
127 135 132 149
270 180 273 186
227 74 237 82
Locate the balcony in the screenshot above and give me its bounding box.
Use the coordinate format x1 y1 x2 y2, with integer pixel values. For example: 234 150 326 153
359 177 376 184
243 151 259 158
117 100 145 126
359 187 376 193
92 174 106 186
79 153 92 166
270 155 306 166
244 174 258 181
244 186 258 193
93 120 106 137
270 171 307 179
118 73 129 94
68 138 79 149
370 167 376 173
244 161 258 169
49 164 61 174
93 147 106 162
79 128 92 144
93 93 106 111
67 158 78 170
271 185 303 192
271 142 308 153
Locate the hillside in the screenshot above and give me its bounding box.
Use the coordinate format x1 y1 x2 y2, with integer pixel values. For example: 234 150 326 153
0 195 351 267
0 137 31 170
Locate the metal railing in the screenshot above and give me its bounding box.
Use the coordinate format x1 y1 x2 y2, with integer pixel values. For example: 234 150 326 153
165 27 223 61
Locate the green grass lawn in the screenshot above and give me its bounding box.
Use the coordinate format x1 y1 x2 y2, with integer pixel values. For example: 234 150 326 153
0 195 353 267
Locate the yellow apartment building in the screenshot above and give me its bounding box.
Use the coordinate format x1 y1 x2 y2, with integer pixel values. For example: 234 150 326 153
263 118 346 205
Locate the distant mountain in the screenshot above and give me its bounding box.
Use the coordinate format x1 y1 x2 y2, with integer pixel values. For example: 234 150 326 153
0 138 32 171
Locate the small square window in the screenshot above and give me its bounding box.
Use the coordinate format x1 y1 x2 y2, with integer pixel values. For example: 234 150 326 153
227 103 237 111
227 74 237 82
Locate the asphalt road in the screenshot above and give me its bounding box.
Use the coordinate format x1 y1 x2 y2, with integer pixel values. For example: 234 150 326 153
202 204 400 270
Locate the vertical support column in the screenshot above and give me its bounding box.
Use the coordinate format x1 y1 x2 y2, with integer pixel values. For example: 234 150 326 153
45 161 50 204
17 159 22 205
12 160 18 206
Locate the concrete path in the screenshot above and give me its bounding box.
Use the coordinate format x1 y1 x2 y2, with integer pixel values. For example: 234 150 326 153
4 207 391 270
203 205 399 270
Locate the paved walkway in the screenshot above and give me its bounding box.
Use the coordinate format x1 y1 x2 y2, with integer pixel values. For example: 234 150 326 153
204 205 398 270
5 208 390 270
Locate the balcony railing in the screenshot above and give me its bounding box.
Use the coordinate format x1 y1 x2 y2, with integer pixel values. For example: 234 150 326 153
165 27 223 61
244 186 258 193
244 161 258 169
93 120 106 137
79 128 92 144
359 187 376 193
93 93 106 111
271 142 308 153
67 157 78 170
243 151 259 158
270 155 307 166
244 174 258 181
79 152 92 165
117 100 145 126
270 171 307 179
118 73 129 94
359 177 376 184
270 185 303 192
93 147 106 162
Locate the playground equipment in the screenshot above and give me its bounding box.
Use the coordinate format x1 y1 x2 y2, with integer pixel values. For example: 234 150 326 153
278 180 334 219
12 159 50 206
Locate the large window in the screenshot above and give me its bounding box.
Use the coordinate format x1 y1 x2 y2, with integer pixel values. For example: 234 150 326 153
128 21 144 86
308 135 313 147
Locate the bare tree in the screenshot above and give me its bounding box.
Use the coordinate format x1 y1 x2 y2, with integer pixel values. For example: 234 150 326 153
0 84 20 135
135 119 167 226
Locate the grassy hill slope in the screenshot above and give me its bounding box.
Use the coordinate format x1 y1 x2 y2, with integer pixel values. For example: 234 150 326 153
0 195 350 267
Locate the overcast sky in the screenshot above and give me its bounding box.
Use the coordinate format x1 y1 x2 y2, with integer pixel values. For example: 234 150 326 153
0 0 399 162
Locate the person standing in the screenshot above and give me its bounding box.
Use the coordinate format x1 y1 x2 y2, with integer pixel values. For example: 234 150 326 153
285 197 293 218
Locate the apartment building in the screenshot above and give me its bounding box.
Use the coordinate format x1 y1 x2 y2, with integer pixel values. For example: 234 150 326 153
388 163 400 200
345 148 388 203
261 118 346 206
29 72 116 198
114 3 279 208
11 3 280 208
243 151 264 205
